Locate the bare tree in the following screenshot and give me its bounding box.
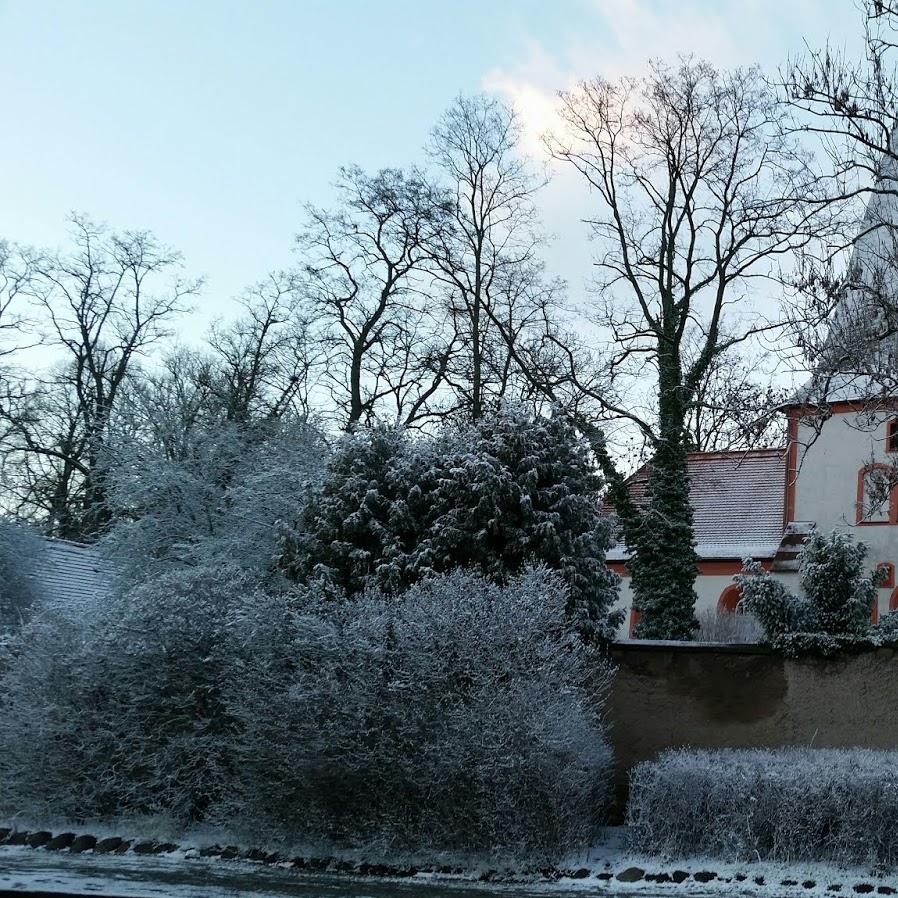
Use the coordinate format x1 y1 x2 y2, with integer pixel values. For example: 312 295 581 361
0 215 197 539
427 95 554 420
500 60 829 638
0 241 34 364
298 166 454 428
780 1 898 406
684 349 788 453
205 274 324 423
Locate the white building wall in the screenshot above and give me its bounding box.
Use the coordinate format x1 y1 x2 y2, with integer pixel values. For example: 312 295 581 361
613 406 898 638
791 406 898 619
612 570 800 638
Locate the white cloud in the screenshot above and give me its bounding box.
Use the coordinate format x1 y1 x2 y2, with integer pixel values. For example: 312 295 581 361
481 0 838 157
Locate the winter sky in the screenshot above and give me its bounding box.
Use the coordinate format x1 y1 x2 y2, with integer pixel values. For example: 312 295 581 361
0 0 862 336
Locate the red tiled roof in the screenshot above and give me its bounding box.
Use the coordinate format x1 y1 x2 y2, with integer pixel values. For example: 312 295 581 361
606 448 787 562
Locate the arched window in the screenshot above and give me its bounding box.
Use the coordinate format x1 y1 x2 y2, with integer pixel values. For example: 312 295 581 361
856 464 897 524
628 608 641 638
877 562 896 589
717 584 742 614
888 419 898 454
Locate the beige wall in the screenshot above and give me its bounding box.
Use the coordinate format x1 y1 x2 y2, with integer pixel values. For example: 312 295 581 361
605 641 898 816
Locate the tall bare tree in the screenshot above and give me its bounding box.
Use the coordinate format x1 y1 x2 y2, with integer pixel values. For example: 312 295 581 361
298 166 455 428
427 95 553 420
780 1 898 405
499 60 829 638
0 215 196 539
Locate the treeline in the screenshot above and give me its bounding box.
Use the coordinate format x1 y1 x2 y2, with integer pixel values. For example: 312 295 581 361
4 0 898 640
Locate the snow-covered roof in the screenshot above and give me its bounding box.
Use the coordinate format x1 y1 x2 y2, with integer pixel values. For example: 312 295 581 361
786 371 896 408
606 448 787 562
33 538 113 617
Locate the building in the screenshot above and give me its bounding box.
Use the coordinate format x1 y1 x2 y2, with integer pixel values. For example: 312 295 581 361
610 164 898 637
609 402 898 636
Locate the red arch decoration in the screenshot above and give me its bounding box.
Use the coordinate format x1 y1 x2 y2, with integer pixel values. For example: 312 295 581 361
628 608 641 638
717 584 742 614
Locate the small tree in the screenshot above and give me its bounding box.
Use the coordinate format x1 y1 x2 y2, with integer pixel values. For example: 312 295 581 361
736 530 876 653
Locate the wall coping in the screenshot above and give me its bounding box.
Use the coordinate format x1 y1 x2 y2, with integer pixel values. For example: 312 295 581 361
611 639 776 656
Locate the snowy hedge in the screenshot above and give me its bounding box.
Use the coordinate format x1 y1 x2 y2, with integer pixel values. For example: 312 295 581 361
0 566 613 858
628 748 898 867
227 568 614 855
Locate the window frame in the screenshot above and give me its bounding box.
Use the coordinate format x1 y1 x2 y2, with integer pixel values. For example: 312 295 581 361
856 464 898 526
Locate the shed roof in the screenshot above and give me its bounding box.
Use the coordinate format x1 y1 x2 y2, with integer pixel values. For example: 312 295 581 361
33 538 113 617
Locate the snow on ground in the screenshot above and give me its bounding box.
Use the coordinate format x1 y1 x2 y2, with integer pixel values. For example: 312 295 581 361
3 829 898 898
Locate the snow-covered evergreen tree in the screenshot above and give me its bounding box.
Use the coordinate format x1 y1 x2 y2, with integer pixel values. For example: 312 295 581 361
736 530 875 653
286 408 621 638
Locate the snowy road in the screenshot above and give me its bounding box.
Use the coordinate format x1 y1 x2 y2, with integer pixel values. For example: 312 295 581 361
0 846 625 898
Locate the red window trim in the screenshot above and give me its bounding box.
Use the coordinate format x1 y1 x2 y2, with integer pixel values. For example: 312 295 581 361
628 608 641 638
872 597 881 625
888 419 898 454
890 586 898 613
878 562 896 590
856 464 898 526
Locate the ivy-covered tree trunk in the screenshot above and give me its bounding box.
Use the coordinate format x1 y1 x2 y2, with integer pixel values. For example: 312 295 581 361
628 448 698 639
608 352 698 638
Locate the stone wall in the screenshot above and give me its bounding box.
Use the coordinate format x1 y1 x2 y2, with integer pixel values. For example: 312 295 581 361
606 640 898 815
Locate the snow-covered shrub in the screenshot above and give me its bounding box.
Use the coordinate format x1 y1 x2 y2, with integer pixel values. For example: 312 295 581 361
628 748 898 867
694 607 763 644
102 417 326 586
0 565 256 824
227 568 614 857
287 408 621 639
736 531 876 654
1 565 613 857
0 517 43 634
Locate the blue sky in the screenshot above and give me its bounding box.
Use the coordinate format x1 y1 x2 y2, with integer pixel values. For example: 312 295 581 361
0 0 857 334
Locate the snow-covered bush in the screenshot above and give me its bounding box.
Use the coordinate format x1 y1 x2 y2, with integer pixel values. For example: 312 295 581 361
287 408 621 639
102 417 326 586
227 568 615 857
0 565 257 824
0 564 613 858
628 748 898 867
736 530 876 654
0 517 43 634
694 607 763 644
